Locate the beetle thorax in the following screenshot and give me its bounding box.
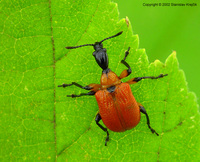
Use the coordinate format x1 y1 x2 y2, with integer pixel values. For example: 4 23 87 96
100 70 121 89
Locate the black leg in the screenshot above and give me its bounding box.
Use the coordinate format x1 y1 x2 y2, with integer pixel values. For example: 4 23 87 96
119 47 132 79
121 47 131 74
123 47 130 61
95 113 109 146
126 73 168 85
67 91 95 98
121 60 132 76
133 74 168 82
139 105 159 136
58 82 92 90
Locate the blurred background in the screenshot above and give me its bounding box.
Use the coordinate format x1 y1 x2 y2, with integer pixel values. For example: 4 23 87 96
113 0 200 105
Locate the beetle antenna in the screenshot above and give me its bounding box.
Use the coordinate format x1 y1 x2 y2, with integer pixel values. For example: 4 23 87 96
99 31 123 44
66 31 123 49
66 43 94 49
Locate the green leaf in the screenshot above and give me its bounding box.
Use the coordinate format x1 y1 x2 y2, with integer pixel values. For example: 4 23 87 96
0 0 199 161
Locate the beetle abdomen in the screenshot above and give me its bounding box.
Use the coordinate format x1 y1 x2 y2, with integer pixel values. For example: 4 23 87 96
95 83 141 132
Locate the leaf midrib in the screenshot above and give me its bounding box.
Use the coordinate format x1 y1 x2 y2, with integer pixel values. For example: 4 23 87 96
48 0 57 159
51 0 102 158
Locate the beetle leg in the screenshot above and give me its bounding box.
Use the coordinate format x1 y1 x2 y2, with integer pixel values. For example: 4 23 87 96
58 82 91 90
95 113 109 146
67 91 95 98
119 47 132 79
58 83 73 88
123 47 131 61
58 82 101 92
138 104 159 136
126 73 168 85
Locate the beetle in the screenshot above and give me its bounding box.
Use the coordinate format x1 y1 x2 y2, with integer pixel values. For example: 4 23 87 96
58 31 168 146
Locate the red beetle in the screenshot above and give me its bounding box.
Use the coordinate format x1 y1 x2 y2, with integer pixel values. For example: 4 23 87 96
58 31 167 146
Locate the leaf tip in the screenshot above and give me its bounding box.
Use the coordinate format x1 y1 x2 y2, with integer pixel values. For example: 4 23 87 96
149 59 164 69
154 59 162 65
125 16 130 27
172 50 177 58
165 51 178 67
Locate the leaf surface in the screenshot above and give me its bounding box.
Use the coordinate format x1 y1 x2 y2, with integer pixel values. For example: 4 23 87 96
0 0 199 161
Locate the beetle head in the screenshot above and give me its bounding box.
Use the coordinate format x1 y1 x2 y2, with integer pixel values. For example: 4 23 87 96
65 31 123 70
93 45 108 70
93 42 103 51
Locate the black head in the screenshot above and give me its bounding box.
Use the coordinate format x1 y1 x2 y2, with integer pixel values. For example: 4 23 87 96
66 31 123 70
93 42 103 51
92 42 108 70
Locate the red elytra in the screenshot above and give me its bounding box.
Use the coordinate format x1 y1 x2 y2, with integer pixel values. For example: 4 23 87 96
58 31 167 146
95 82 140 132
